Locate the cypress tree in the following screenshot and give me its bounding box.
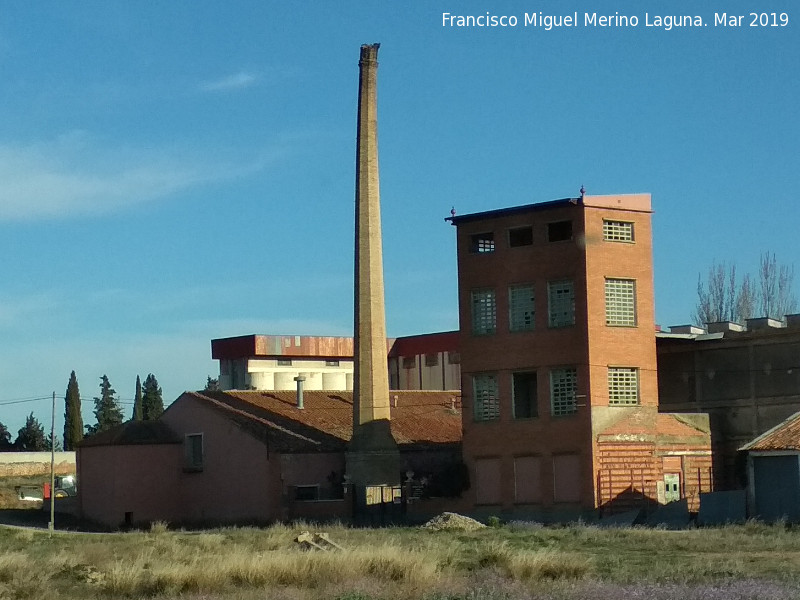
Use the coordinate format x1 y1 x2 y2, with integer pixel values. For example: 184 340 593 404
89 375 123 434
63 371 84 450
141 373 164 420
133 375 143 421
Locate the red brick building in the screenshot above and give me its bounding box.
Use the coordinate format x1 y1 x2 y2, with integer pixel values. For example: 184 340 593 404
450 194 712 519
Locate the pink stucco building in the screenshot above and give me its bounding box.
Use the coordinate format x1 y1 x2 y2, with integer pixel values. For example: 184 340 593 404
77 389 462 528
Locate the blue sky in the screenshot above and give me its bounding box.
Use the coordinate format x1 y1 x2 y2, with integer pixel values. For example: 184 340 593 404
1 1 797 436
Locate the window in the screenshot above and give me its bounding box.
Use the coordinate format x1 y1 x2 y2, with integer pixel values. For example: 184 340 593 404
548 280 575 327
294 485 319 502
547 220 573 242
550 368 577 416
277 359 292 366
475 458 502 505
425 353 439 367
473 373 499 421
514 456 542 503
471 289 497 335
508 226 533 247
402 356 416 369
603 220 634 242
608 367 639 405
509 285 535 332
448 352 461 365
325 360 340 367
605 278 637 326
184 434 203 472
469 232 495 253
513 372 538 418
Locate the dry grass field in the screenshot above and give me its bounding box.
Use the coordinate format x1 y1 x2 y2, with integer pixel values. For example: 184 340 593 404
1 517 800 600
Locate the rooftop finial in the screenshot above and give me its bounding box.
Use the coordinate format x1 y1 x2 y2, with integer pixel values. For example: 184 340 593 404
580 184 586 198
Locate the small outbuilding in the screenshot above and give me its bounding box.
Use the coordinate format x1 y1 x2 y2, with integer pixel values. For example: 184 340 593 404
77 390 463 528
740 410 800 522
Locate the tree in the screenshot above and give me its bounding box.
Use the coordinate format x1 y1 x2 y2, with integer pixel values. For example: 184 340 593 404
0 421 12 450
88 375 123 435
758 252 797 320
694 253 796 326
141 373 164 420
204 376 219 392
63 371 84 451
15 413 48 451
132 375 143 421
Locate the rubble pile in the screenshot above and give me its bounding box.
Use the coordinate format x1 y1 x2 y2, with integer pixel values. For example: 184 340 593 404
422 512 486 532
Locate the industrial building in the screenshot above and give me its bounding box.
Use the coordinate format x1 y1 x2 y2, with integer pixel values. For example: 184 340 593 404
449 193 712 519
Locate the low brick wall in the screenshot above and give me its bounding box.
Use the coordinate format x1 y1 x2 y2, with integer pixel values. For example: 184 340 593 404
0 452 76 477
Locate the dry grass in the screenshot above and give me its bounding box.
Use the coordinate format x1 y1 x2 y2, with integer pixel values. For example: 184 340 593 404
0 521 799 599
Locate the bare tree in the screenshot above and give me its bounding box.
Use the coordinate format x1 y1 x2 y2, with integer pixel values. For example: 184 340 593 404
758 252 797 321
694 254 796 326
694 262 751 325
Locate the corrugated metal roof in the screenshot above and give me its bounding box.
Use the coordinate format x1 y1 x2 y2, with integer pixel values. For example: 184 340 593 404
740 411 800 451
181 389 462 453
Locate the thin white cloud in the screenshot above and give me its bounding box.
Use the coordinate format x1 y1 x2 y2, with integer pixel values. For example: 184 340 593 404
0 132 274 222
200 71 257 92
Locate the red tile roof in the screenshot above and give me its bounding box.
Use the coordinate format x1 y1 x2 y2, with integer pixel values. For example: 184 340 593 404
79 420 182 447
599 412 708 439
741 411 800 451
180 390 462 453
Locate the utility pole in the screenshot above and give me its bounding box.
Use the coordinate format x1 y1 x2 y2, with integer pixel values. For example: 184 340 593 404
49 390 55 537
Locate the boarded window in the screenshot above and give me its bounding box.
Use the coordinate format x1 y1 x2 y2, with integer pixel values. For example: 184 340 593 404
553 454 582 503
475 458 502 505
514 456 542 503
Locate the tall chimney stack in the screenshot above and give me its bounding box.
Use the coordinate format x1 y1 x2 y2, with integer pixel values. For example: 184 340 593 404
345 43 400 509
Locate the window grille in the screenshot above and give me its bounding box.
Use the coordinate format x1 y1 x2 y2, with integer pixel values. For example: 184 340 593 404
509 285 535 332
605 279 637 326
473 374 499 421
608 367 639 405
603 220 634 242
550 368 577 416
469 232 495 253
471 289 497 334
548 281 575 327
